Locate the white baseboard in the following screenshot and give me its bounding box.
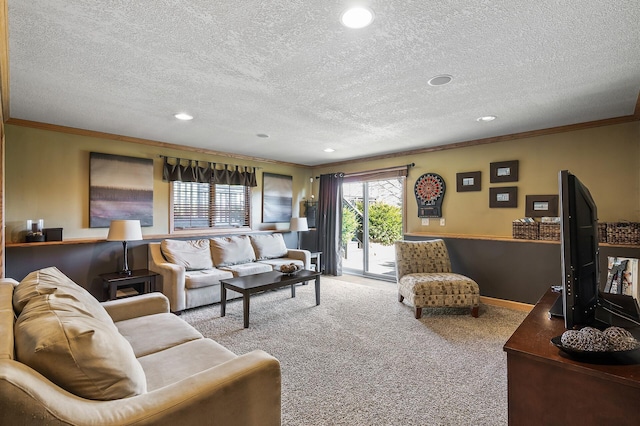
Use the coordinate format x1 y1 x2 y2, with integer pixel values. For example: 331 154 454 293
480 296 533 312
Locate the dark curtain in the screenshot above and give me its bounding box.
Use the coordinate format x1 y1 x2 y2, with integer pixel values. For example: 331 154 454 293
162 157 257 187
317 172 344 276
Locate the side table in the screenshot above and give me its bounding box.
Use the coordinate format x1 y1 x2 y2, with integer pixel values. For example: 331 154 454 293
100 269 159 300
310 251 322 272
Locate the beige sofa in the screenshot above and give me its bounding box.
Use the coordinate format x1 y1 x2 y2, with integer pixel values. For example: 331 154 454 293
0 267 281 425
149 233 310 313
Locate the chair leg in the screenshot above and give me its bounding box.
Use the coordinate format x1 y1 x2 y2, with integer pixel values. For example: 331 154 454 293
414 307 422 319
398 293 404 303
471 306 479 318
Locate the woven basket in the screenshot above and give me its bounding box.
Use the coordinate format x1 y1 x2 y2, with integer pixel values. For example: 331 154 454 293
513 222 539 240
539 223 560 241
597 222 607 243
606 222 640 245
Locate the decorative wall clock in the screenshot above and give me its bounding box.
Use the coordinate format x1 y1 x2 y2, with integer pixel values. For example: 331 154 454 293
414 173 446 217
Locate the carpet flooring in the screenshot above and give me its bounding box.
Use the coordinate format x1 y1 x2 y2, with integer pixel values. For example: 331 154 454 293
181 276 528 426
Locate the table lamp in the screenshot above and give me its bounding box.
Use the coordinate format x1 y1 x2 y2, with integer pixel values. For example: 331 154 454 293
107 220 143 275
289 217 309 250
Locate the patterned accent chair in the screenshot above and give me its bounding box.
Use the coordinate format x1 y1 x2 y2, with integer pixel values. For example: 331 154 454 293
394 239 480 318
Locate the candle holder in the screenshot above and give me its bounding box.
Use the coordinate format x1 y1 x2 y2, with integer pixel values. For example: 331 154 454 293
25 219 45 242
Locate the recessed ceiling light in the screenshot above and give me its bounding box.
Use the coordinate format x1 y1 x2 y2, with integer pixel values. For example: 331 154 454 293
428 75 453 86
324 148 335 153
476 115 497 122
256 133 270 138
340 7 374 29
174 113 193 121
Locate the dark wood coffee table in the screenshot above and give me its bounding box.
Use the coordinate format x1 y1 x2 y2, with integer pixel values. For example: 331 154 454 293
220 269 321 328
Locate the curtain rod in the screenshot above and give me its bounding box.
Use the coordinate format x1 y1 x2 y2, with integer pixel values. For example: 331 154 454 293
159 155 262 170
316 163 414 179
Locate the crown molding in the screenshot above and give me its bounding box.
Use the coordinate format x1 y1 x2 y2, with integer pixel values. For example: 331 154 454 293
311 110 640 170
6 118 308 168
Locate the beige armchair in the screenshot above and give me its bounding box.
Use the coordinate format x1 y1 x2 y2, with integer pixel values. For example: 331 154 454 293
395 239 480 318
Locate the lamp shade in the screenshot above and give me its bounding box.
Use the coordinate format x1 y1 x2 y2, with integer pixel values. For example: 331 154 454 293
107 220 143 241
289 217 309 232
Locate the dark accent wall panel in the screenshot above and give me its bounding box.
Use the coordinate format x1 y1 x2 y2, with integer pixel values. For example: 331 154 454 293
8 234 640 305
404 236 640 305
6 232 301 301
6 241 149 300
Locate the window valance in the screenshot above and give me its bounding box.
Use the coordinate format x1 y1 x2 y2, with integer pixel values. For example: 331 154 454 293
161 156 258 187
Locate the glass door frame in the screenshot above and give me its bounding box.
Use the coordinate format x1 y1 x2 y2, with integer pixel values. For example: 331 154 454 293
342 177 405 282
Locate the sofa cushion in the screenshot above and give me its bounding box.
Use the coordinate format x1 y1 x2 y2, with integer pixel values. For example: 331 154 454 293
258 258 305 272
185 269 234 289
219 262 273 277
210 236 256 267
161 239 214 271
114 312 204 358
137 338 237 391
250 233 288 260
0 282 15 360
13 267 112 324
14 293 147 400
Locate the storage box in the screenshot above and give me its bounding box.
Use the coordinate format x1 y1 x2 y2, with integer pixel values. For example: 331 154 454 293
539 223 560 241
606 222 640 245
512 222 539 240
598 222 607 243
43 228 63 242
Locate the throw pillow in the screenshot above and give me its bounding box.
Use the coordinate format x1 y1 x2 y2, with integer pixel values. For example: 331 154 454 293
250 233 288 260
161 239 214 270
13 266 112 324
210 235 256 267
14 293 147 400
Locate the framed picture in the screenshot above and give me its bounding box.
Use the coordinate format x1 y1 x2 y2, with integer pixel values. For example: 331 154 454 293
262 173 293 223
90 152 154 228
525 195 559 217
490 160 519 183
456 171 481 192
489 186 518 208
605 257 639 299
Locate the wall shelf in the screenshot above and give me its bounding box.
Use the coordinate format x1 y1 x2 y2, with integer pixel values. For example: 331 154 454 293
403 232 640 249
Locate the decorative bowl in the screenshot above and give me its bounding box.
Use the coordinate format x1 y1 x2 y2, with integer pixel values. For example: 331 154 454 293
280 264 300 275
551 336 640 364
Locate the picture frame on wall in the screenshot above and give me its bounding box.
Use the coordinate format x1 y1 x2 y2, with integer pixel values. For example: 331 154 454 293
262 173 293 223
525 194 559 217
89 152 154 228
456 171 481 192
490 160 519 183
489 186 518 208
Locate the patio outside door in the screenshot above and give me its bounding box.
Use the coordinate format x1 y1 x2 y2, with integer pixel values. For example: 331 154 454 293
342 177 404 281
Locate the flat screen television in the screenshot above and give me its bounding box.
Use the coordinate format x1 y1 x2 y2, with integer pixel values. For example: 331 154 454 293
557 170 640 332
559 170 599 329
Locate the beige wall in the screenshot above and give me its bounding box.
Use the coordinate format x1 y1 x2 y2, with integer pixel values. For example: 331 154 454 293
5 121 640 242
314 121 640 237
5 124 313 242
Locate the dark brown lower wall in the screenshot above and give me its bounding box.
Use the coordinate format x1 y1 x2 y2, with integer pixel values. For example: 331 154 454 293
404 235 640 304
7 234 640 305
6 232 299 301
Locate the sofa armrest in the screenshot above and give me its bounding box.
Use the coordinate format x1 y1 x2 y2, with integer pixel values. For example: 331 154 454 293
148 243 187 312
1 350 281 426
101 292 170 322
286 249 311 270
0 278 19 287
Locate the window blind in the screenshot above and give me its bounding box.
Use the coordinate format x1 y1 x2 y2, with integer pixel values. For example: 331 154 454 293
172 181 250 230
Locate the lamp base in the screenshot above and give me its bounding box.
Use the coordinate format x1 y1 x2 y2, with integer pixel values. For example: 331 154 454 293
119 269 133 276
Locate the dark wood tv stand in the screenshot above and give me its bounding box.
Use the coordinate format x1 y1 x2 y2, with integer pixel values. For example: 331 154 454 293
503 289 640 426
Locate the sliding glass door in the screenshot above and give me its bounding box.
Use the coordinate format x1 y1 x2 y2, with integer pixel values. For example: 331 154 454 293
342 177 404 281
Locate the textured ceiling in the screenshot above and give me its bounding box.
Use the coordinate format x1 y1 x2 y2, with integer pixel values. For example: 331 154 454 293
7 1 640 166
